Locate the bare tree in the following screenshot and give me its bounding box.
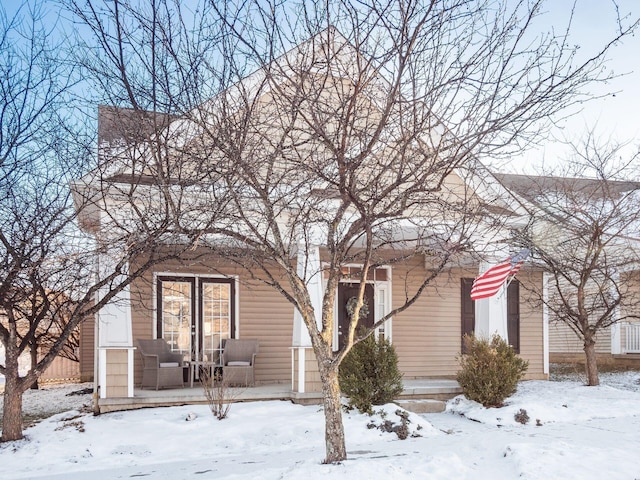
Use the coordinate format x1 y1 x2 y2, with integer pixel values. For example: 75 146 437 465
27 292 81 391
66 0 637 463
35 300 81 365
7 290 81 392
0 0 82 440
0 2 192 441
504 135 640 386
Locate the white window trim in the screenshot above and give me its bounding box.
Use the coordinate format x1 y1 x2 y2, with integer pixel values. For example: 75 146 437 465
152 273 240 358
326 264 393 349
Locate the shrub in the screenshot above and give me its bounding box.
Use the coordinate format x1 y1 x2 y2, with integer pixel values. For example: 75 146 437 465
339 333 403 414
514 408 530 425
200 367 241 420
456 334 528 407
366 409 417 440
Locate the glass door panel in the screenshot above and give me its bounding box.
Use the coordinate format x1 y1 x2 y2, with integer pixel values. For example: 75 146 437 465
158 277 234 365
160 280 193 360
201 281 231 364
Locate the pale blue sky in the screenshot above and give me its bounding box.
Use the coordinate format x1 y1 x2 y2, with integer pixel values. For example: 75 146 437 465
514 0 640 174
3 0 638 175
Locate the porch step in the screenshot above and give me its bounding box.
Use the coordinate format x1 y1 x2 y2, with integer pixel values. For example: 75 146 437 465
395 399 446 414
399 379 462 401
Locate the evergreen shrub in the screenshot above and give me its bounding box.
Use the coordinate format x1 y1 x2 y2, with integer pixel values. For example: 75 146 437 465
456 334 528 407
339 334 403 414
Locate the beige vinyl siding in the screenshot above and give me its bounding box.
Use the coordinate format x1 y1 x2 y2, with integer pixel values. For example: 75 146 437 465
130 271 156 386
549 321 583 354
518 270 545 378
623 270 640 318
392 260 465 379
79 315 95 382
547 272 623 356
549 269 640 356
41 320 95 381
40 356 80 382
129 254 293 387
128 250 548 386
105 349 129 397
237 279 294 384
549 321 610 355
547 272 640 356
547 273 613 355
392 260 546 380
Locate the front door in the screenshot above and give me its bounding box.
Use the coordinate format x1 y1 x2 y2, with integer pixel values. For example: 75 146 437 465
157 276 235 363
337 282 375 350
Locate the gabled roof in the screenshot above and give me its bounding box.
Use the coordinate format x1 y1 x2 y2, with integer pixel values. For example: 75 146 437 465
494 173 640 204
78 28 535 235
97 105 175 146
494 172 640 245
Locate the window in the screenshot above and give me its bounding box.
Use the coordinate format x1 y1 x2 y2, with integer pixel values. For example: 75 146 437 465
461 278 520 353
157 276 235 362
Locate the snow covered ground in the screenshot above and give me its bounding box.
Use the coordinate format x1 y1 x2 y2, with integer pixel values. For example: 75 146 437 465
1 371 640 479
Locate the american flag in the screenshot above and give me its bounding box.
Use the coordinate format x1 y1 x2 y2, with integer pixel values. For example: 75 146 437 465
470 249 530 301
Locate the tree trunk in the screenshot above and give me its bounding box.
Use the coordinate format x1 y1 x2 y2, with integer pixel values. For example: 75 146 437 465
318 361 347 464
583 339 599 386
1 353 25 442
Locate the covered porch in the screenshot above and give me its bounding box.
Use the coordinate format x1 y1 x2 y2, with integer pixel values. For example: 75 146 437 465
92 246 544 406
95 379 462 414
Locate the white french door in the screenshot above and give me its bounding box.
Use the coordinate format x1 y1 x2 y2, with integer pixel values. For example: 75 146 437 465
157 276 235 363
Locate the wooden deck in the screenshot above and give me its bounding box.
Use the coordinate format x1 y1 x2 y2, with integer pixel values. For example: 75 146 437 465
97 379 462 413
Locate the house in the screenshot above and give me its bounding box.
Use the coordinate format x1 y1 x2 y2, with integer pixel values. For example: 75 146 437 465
72 30 550 412
494 173 640 367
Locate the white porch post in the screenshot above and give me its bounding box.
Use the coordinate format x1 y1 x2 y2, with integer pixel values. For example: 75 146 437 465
127 348 135 397
98 347 107 399
96 252 134 399
292 243 323 393
474 261 509 341
97 274 132 348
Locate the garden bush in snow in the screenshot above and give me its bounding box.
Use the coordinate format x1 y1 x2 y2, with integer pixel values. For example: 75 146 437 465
339 333 403 414
457 334 528 407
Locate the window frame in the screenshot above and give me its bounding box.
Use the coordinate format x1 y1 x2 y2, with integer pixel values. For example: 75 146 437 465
156 275 237 361
461 277 520 354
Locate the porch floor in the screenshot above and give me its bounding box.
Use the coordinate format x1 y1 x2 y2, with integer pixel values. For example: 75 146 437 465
97 379 462 413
